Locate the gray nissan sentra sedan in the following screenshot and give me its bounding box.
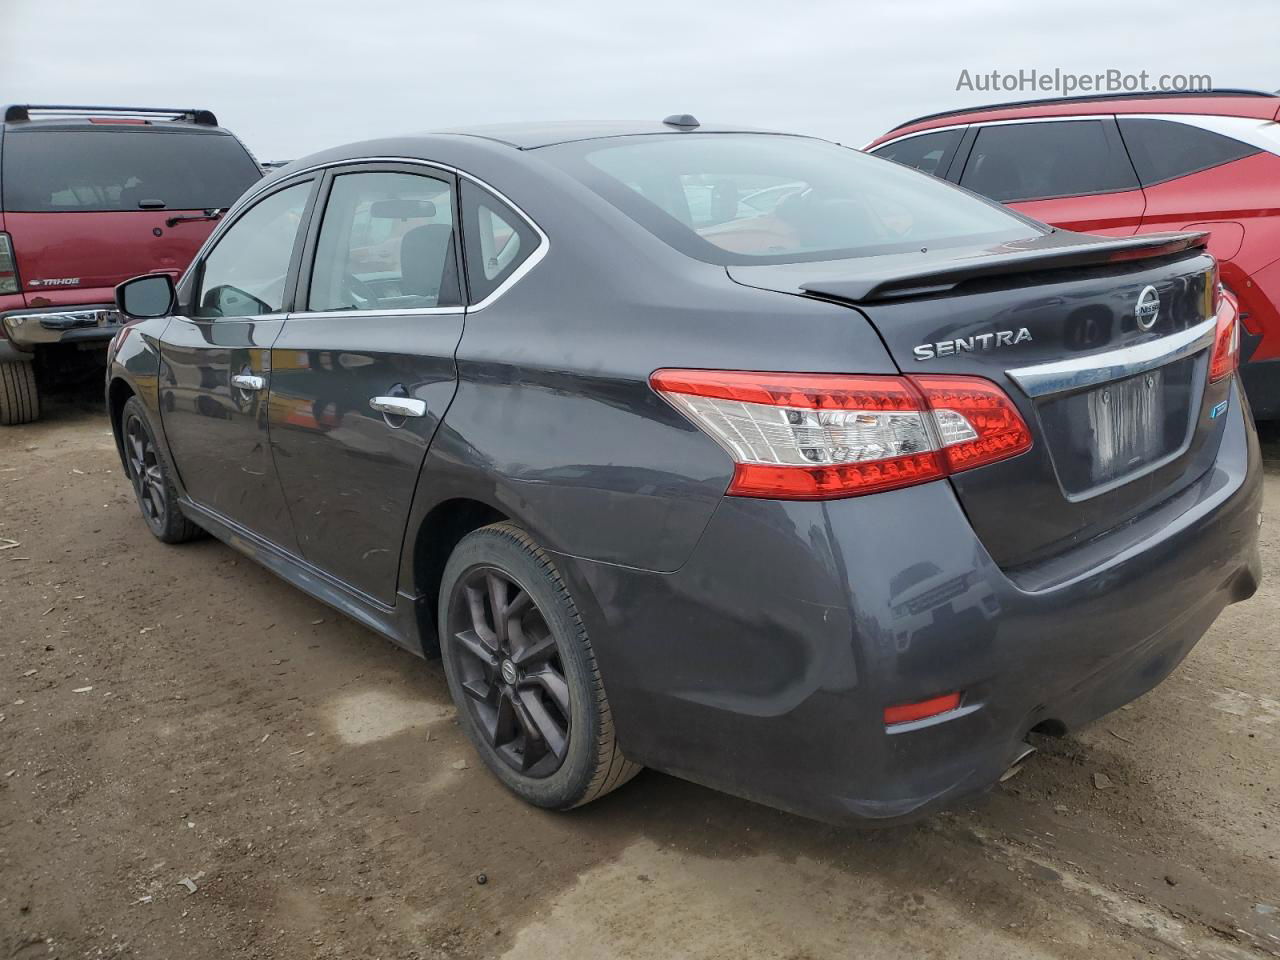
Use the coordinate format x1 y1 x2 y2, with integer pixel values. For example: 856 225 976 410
106 116 1263 824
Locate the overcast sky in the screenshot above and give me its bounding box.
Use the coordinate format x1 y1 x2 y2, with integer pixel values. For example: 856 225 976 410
7 0 1276 161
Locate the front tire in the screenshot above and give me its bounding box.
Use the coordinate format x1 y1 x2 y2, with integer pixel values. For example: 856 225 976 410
438 522 641 809
121 397 203 544
0 360 39 425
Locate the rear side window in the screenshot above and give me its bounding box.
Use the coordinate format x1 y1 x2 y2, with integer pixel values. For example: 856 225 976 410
1 129 261 212
307 170 461 312
960 120 1139 202
1117 118 1261 186
869 129 964 178
460 183 540 303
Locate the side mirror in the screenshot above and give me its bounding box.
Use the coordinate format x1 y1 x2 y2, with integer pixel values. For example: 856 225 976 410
116 274 176 319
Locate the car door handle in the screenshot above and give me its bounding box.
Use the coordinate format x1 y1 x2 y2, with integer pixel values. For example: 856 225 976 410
369 396 427 418
231 374 266 391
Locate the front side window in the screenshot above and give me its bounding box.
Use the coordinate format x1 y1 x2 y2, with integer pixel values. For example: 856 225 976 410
1118 118 1260 186
460 183 540 302
869 129 964 178
959 120 1139 202
544 134 1037 266
1 129 261 213
308 171 460 312
194 181 312 318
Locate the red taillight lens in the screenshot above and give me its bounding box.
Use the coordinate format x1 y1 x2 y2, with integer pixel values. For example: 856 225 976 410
910 375 1034 473
1209 295 1240 384
0 233 19 296
650 370 1032 500
884 692 962 726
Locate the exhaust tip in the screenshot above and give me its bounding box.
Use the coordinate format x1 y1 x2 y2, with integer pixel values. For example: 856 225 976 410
999 743 1037 783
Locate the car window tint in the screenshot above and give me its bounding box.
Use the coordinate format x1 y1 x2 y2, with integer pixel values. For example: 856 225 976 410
869 129 964 178
460 183 540 302
308 171 460 312
1118 118 1261 186
960 120 1138 202
194 181 311 318
1 129 261 213
545 134 1037 266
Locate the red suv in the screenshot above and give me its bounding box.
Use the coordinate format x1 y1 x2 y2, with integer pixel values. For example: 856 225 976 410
0 105 261 424
867 89 1280 420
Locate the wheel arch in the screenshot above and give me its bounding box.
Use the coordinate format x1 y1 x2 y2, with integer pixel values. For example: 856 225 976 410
107 376 137 470
409 496 509 653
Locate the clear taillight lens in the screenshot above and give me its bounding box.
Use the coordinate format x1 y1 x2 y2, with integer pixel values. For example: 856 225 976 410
1209 292 1240 384
0 233 18 295
1204 262 1221 317
650 370 1032 500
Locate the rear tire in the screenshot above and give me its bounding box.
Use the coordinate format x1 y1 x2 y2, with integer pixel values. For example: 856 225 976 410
121 396 204 544
438 522 642 810
0 360 40 425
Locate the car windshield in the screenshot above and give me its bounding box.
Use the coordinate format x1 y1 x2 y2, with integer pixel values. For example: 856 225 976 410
546 133 1040 265
1 128 262 213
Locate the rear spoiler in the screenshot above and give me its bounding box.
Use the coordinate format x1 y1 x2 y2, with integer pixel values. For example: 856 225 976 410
800 231 1209 304
2 104 218 126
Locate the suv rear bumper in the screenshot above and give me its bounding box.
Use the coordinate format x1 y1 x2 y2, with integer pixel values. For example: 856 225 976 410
554 380 1263 825
1 304 121 351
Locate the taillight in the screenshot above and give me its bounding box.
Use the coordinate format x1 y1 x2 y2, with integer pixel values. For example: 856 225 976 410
650 369 1032 500
1209 294 1239 383
0 233 19 295
884 692 962 726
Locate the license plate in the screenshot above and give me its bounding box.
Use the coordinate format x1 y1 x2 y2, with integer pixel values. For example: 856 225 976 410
1086 368 1165 482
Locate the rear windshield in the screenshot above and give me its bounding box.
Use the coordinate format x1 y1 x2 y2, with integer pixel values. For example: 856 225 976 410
545 134 1040 265
1 128 262 213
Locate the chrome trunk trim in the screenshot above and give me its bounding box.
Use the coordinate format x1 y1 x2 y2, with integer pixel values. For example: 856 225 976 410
1006 316 1216 398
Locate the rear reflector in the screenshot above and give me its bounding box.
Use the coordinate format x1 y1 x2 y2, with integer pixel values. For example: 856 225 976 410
884 692 962 726
0 233 18 296
650 370 1031 500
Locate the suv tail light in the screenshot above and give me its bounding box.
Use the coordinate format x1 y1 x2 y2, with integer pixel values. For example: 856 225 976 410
1209 292 1239 384
650 370 1032 500
0 233 19 296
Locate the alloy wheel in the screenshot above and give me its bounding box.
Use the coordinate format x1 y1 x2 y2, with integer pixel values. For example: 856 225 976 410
447 566 571 778
125 415 166 525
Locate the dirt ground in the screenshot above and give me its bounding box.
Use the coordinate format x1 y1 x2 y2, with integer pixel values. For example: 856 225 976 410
1 391 1277 960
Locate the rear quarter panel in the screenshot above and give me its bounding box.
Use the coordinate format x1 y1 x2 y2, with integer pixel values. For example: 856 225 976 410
1135 152 1280 277
413 259 896 573
1135 152 1280 359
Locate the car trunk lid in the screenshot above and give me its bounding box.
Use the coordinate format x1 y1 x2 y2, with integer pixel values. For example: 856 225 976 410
729 230 1229 569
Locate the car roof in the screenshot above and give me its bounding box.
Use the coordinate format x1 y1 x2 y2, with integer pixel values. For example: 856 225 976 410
434 120 782 149
871 89 1280 145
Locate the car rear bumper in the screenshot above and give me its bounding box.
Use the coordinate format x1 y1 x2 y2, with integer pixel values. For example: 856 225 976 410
1240 346 1280 420
555 380 1263 825
1 304 121 350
